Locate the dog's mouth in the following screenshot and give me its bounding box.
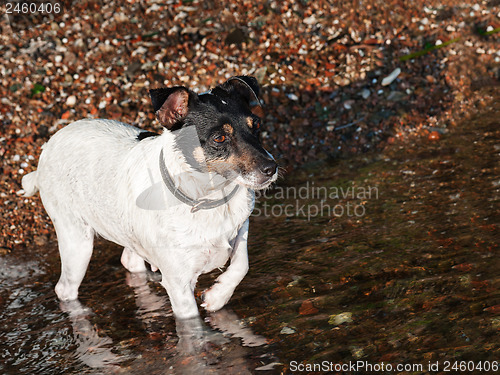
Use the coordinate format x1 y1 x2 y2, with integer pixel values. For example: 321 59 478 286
204 163 278 190
203 154 278 190
232 169 278 190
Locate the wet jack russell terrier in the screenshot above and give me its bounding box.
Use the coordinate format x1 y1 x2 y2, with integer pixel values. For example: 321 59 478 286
22 76 278 319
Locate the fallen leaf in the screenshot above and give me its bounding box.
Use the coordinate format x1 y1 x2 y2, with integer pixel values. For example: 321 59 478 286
299 299 318 315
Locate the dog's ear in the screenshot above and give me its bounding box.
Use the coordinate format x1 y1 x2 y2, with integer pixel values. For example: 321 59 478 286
149 87 194 129
221 76 263 117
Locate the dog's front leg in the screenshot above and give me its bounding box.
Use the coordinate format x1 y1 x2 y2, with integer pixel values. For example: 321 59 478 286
202 219 249 312
161 269 200 320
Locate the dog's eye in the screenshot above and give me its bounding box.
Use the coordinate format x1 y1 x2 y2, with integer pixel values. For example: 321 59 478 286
253 118 261 130
213 135 226 143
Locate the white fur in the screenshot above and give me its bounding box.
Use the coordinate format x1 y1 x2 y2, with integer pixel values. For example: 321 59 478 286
23 119 262 319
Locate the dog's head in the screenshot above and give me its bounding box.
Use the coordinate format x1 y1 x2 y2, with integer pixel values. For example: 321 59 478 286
149 76 278 190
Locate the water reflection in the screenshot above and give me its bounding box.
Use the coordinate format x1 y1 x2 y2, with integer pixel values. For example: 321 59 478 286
206 310 267 348
126 271 172 323
59 300 124 371
125 270 268 373
0 251 271 374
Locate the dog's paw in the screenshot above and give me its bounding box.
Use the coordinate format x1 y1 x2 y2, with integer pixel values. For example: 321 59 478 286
55 281 79 301
201 283 233 312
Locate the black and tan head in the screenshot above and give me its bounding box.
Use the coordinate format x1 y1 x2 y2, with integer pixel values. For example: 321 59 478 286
149 76 278 190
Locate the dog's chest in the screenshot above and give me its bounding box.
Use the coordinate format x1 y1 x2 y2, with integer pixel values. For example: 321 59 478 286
199 243 233 273
136 195 249 269
156 184 252 245
174 205 242 244
166 214 241 273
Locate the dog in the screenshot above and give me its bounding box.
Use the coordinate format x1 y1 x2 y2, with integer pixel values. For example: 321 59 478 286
22 76 278 319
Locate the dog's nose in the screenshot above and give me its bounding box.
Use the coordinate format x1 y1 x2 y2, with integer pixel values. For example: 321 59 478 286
260 160 278 177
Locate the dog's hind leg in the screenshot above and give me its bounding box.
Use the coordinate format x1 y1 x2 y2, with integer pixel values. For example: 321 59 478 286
120 247 147 273
52 215 94 301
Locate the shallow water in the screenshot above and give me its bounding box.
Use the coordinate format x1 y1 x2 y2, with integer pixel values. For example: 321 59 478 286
1 94 499 374
0 245 274 374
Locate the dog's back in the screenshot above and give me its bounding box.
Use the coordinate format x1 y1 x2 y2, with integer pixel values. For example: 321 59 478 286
38 119 143 173
24 119 139 197
26 120 158 244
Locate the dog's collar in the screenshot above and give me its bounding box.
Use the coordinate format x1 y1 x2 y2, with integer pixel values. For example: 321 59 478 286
159 149 239 213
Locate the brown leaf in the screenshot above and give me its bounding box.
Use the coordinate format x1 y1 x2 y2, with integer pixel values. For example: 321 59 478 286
299 299 318 315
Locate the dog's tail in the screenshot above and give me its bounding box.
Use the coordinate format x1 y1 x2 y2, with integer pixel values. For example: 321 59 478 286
22 171 39 197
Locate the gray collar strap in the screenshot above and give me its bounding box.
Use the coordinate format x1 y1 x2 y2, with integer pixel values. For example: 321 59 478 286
159 149 239 213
